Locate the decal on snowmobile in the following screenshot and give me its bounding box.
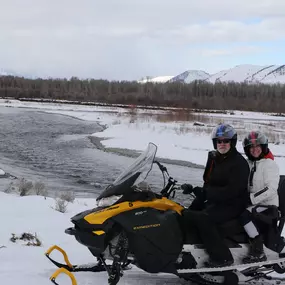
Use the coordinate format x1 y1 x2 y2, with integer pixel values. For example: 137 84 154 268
133 223 161 230
84 198 184 225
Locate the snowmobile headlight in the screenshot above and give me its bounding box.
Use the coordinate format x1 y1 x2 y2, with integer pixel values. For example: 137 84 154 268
96 195 123 207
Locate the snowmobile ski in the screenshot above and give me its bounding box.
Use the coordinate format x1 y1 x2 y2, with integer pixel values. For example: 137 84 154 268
45 245 112 273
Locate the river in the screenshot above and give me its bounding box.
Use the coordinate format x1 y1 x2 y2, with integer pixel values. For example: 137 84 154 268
0 106 203 203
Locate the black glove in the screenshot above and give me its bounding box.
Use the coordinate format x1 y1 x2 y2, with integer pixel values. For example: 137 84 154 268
181 183 193 194
191 186 205 199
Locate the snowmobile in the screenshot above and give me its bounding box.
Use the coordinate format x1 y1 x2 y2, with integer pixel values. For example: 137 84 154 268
45 142 285 285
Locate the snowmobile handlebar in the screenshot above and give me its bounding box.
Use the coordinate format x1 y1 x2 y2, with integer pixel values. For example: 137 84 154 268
154 160 179 198
154 160 195 199
154 160 169 175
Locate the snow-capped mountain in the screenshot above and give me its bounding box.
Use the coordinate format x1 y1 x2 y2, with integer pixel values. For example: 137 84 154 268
207 64 285 84
138 70 210 84
140 64 285 84
138 75 175 83
169 70 210 83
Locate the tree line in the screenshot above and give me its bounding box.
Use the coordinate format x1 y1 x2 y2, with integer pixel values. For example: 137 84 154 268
0 75 284 113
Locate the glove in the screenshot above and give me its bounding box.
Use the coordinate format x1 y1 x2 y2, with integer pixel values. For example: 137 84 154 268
192 186 203 194
181 183 193 194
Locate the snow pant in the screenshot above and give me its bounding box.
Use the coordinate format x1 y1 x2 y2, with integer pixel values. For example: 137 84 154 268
240 205 269 238
183 208 233 262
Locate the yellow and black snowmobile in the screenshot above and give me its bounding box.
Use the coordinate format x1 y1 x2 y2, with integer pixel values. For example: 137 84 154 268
46 143 285 285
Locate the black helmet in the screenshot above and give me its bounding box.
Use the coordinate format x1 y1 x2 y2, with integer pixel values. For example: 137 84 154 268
243 131 268 160
211 123 237 149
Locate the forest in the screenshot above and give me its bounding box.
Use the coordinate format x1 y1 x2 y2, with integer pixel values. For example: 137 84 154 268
0 75 284 113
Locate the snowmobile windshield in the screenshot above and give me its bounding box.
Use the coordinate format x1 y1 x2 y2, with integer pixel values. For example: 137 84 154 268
96 142 157 201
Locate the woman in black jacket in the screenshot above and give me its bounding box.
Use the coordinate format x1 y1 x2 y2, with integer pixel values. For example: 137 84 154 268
181 124 250 267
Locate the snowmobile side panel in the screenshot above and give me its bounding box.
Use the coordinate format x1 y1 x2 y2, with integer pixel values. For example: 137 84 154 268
73 228 107 254
83 198 184 225
113 208 184 274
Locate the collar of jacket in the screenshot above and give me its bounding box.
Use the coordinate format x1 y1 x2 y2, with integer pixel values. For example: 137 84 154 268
215 147 238 161
264 149 274 160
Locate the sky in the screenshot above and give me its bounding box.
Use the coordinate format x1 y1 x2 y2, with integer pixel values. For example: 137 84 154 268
0 0 285 80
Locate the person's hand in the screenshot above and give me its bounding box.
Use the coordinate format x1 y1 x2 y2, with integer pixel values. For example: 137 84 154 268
181 183 193 194
192 186 203 194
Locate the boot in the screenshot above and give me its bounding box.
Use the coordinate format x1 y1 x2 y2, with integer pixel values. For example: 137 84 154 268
204 257 234 268
176 253 197 269
243 235 267 263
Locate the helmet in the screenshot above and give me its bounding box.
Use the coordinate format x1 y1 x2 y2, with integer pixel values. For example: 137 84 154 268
243 131 268 160
211 124 237 149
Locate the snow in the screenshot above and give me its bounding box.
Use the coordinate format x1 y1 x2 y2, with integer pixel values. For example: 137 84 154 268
262 65 285 84
1 99 285 284
169 70 210 83
207 64 273 83
245 65 279 82
138 75 174 83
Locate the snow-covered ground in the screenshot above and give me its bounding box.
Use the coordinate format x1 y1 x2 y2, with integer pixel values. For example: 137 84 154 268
1 99 285 284
0 192 181 285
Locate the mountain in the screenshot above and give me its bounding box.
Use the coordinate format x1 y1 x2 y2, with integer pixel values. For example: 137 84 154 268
138 75 175 83
207 64 285 84
169 70 210 83
140 64 285 85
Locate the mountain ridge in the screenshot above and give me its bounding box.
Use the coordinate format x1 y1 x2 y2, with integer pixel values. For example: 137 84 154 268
140 64 285 84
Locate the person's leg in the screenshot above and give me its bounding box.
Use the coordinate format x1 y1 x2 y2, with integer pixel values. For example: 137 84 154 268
240 207 267 263
183 209 233 267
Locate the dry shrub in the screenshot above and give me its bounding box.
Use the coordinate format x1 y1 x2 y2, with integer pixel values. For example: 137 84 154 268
10 232 42 246
54 198 68 213
59 191 75 203
34 181 47 196
18 178 33 196
4 179 48 197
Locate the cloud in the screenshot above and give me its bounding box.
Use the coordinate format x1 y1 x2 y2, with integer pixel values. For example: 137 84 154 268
195 46 265 57
0 0 284 79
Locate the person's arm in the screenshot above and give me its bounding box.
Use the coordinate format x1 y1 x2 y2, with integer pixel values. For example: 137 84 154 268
203 151 216 184
250 160 280 205
206 158 249 203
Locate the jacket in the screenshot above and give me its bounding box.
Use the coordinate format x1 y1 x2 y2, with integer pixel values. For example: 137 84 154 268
191 147 250 223
204 148 250 207
248 150 280 206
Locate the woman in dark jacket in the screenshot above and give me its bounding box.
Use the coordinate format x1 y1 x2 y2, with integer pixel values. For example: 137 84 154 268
181 124 250 267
